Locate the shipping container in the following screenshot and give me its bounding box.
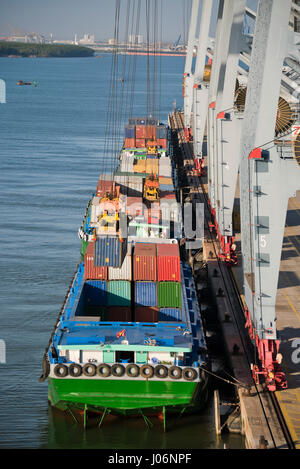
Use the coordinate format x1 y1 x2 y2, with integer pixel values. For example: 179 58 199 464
135 281 157 307
125 125 135 139
96 179 114 197
124 138 135 148
135 138 146 148
83 280 108 306
135 125 146 139
157 244 180 282
146 159 159 174
157 282 181 308
159 191 176 200
159 308 182 322
159 183 174 192
107 306 132 322
127 180 143 197
156 125 167 139
159 176 173 185
135 306 159 323
145 125 156 139
120 155 134 173
108 252 132 281
94 237 126 267
133 243 157 281
157 138 167 148
133 159 146 173
108 280 131 306
84 242 108 280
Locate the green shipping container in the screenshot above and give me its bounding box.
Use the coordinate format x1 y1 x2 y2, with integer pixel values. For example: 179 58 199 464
157 282 181 308
107 281 131 307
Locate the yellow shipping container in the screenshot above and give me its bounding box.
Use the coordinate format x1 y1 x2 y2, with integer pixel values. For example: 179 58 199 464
146 159 159 174
159 176 173 185
134 159 146 173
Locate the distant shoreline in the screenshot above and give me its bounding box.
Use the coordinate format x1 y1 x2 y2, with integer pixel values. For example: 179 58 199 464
0 41 94 58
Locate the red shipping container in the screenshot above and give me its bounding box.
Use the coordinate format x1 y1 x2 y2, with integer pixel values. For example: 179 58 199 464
135 125 146 139
107 307 132 322
125 138 135 148
145 125 156 139
157 138 167 148
84 242 108 280
133 243 157 281
156 243 180 282
135 138 146 148
135 307 159 323
96 179 113 197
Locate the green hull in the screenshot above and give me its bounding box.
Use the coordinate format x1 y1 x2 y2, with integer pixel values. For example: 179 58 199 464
80 239 89 257
48 377 208 416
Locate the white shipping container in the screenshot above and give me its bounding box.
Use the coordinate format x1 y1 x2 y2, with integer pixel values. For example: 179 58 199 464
109 253 132 280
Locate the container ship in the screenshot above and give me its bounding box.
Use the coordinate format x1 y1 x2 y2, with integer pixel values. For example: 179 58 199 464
40 118 209 425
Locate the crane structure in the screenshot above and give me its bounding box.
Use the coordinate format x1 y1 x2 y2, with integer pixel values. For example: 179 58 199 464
184 0 300 391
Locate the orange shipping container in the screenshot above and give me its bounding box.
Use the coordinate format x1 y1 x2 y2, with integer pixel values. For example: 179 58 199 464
124 138 135 148
135 138 146 148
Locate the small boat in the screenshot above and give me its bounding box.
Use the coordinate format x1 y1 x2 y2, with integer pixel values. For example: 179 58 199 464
17 80 37 87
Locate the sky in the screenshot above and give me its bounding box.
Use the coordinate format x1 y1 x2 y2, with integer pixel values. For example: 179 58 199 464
0 0 258 43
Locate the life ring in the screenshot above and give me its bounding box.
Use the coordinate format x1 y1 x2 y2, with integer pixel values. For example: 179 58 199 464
54 364 68 378
82 363 97 377
69 363 82 377
97 363 111 377
111 364 125 377
182 367 198 381
168 366 182 380
126 364 140 377
154 365 168 379
140 364 154 378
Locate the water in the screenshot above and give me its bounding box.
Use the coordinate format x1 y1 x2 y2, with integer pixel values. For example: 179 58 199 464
0 56 244 449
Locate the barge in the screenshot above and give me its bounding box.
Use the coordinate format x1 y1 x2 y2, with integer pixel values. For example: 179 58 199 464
40 118 209 424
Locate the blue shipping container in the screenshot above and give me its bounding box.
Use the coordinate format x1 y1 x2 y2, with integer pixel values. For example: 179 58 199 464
159 308 182 322
94 237 125 267
125 125 135 138
159 184 174 191
157 125 167 139
83 280 108 305
135 282 157 307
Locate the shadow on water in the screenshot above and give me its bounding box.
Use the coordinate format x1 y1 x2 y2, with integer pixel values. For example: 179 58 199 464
42 400 245 449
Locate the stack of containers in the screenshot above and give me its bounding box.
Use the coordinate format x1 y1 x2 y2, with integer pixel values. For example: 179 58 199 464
96 179 113 197
120 153 135 173
135 124 146 148
159 176 174 192
124 124 135 148
146 158 159 175
127 176 143 196
134 243 158 322
84 241 108 280
156 124 167 148
134 159 146 173
159 156 172 177
156 243 182 320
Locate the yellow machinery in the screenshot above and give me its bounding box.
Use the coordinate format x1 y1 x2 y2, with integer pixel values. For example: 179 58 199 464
144 174 159 201
147 141 157 155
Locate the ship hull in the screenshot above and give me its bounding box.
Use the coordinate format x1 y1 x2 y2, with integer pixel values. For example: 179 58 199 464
48 376 209 416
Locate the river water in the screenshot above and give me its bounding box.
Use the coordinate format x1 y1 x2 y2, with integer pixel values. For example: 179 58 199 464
0 55 244 449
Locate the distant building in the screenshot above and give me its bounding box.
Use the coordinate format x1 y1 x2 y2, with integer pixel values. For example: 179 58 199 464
129 34 143 45
108 38 118 45
79 33 95 44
